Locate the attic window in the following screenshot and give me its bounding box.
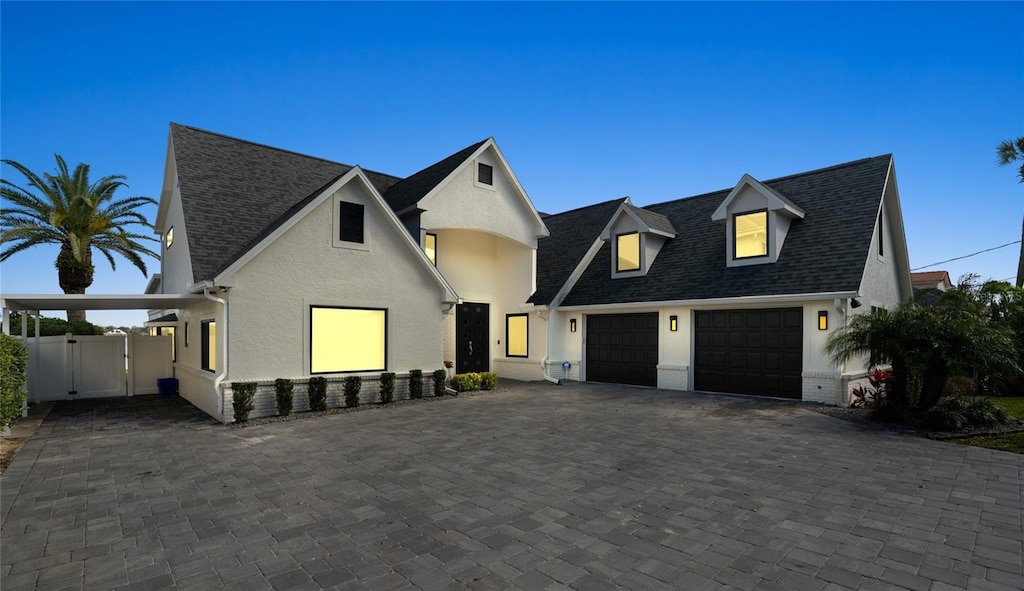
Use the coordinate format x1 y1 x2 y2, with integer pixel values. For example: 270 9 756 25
478 163 493 186
425 233 437 266
734 211 768 259
339 202 364 244
165 227 174 249
877 208 884 257
616 232 641 272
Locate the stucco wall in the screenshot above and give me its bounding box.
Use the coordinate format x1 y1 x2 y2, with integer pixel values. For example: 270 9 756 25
227 180 444 382
159 180 195 294
419 146 540 248
174 299 222 420
859 186 906 309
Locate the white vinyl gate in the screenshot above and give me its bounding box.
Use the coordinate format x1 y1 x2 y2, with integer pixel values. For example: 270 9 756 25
24 334 173 402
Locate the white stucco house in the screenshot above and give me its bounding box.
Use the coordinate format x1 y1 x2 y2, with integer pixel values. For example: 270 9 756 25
142 124 910 421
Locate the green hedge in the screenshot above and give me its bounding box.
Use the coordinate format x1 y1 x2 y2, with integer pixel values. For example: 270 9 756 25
275 378 293 416
0 334 28 429
231 382 257 422
344 376 362 408
7 311 104 336
409 370 423 400
450 372 499 392
432 369 448 397
308 376 327 412
379 372 395 404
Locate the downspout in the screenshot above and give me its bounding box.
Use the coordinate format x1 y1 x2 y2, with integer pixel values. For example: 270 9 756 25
203 287 229 424
537 309 560 384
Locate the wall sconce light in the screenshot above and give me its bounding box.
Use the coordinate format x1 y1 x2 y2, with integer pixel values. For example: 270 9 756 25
818 310 828 331
570 318 577 333
669 315 678 332
850 298 862 309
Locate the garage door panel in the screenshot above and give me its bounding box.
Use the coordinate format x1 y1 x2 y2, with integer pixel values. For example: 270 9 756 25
694 308 802 399
586 312 658 387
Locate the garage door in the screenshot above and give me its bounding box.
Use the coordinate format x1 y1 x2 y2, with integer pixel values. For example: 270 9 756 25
585 313 658 387
694 308 802 399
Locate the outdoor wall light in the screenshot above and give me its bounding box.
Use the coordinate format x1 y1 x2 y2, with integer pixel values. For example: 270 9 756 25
850 298 862 309
570 318 577 333
670 315 678 332
818 310 828 331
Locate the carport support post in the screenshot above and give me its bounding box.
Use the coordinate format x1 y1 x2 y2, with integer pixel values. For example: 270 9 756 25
33 313 40 405
20 313 28 417
1 304 8 335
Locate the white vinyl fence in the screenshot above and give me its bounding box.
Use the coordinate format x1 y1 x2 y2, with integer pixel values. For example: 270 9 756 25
23 334 173 402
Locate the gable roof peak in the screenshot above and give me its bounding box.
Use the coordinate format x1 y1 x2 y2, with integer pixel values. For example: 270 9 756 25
711 173 806 221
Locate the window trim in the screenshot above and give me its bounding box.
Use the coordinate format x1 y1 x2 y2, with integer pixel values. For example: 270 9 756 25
309 305 388 375
200 319 215 373
425 232 437 267
615 232 642 272
732 209 770 260
505 313 529 358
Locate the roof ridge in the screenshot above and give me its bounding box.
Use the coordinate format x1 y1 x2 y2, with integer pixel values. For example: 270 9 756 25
545 197 628 219
169 122 403 182
643 154 892 209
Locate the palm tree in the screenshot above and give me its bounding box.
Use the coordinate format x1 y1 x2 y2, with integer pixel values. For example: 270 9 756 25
996 137 1024 287
1 155 158 322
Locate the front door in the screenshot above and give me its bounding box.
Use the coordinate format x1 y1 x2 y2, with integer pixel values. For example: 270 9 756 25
456 302 490 373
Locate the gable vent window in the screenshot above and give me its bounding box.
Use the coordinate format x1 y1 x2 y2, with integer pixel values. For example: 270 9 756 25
877 208 884 256
165 227 174 249
478 163 493 186
425 233 437 266
616 232 641 272
339 202 365 244
734 210 768 259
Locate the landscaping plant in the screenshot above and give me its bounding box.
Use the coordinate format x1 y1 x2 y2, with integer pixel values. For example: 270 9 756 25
275 378 293 416
0 334 28 430
432 369 448 397
480 372 499 391
231 382 257 422
308 376 328 411
408 369 423 400
343 376 361 408
379 372 395 404
924 397 1011 432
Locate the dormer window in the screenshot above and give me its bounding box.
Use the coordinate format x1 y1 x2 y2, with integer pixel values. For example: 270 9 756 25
733 210 767 259
616 232 641 271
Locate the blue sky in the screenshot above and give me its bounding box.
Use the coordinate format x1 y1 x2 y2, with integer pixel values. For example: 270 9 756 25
2 1 1022 327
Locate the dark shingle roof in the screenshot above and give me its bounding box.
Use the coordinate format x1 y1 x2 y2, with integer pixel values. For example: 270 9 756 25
544 155 892 307
381 140 488 213
528 198 626 305
170 124 443 282
624 203 676 235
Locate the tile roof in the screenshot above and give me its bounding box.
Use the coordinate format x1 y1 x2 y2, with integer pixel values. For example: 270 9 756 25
381 140 487 213
540 155 892 307
170 124 482 283
911 271 950 285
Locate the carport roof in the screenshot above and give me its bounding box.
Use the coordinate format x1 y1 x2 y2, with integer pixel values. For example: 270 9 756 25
1 294 202 312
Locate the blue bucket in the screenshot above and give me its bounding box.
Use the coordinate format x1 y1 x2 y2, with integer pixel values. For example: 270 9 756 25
157 378 178 396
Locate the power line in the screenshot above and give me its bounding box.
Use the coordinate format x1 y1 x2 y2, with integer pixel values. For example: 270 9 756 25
911 240 1021 271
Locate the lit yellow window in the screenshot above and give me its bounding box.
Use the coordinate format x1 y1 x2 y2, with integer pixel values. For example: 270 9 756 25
616 233 640 272
506 314 528 357
163 326 176 362
311 307 386 373
425 233 437 266
734 211 768 258
166 227 174 248
202 320 216 372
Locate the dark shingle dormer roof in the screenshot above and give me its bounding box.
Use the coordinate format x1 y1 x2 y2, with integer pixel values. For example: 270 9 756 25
381 140 488 213
545 155 892 307
624 203 676 236
528 198 627 306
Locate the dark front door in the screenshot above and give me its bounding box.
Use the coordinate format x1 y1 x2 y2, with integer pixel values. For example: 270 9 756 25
693 308 803 399
585 313 659 387
456 302 490 373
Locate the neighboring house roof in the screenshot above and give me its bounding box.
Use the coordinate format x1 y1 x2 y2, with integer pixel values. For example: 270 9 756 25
529 198 627 306
911 270 951 289
170 124 485 283
535 154 892 307
381 140 488 214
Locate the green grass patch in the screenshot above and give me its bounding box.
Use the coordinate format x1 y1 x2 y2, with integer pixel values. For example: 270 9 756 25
952 432 1024 454
988 397 1024 420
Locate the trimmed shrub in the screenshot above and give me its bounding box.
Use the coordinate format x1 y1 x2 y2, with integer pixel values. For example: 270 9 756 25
924 397 1012 431
409 369 423 400
379 372 396 404
450 373 482 392
943 376 975 398
0 334 28 430
432 369 448 397
343 376 362 408
275 378 294 416
308 376 328 412
8 311 104 336
231 382 257 423
480 372 498 391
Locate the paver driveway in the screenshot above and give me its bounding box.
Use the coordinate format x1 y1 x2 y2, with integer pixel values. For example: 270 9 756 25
1 383 1022 590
